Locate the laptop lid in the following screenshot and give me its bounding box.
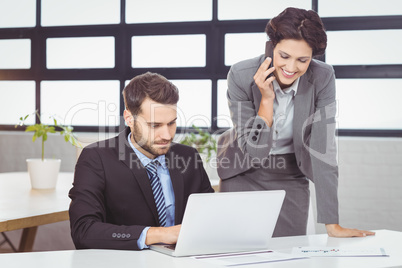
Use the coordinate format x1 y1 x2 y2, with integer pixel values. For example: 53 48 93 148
150 190 285 257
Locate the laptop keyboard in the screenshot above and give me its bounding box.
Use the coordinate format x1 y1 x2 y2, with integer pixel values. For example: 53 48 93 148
163 244 176 250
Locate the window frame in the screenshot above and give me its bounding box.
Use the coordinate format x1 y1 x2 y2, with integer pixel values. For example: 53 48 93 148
1 0 401 137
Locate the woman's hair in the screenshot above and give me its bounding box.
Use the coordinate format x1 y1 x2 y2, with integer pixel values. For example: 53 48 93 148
265 7 327 56
123 72 179 116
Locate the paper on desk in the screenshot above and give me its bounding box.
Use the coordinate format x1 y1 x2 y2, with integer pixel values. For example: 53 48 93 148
292 247 388 257
193 250 306 266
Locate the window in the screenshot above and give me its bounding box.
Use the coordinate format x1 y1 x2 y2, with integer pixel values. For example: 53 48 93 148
319 0 402 17
218 0 311 20
0 81 35 124
326 30 402 65
132 35 206 68
0 0 36 28
40 81 120 126
0 39 31 69
47 37 115 69
41 0 120 26
1 0 401 136
126 0 212 23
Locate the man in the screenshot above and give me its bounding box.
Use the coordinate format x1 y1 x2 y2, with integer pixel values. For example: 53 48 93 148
69 72 214 250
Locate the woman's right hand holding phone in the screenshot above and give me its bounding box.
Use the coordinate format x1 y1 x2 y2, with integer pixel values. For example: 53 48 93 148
253 57 276 101
254 57 276 127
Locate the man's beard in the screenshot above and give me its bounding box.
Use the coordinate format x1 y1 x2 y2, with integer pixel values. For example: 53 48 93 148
133 121 172 157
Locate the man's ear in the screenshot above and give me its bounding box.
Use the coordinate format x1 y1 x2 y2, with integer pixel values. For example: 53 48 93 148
123 110 133 126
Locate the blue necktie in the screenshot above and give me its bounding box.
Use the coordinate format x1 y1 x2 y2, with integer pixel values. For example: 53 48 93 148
145 160 167 227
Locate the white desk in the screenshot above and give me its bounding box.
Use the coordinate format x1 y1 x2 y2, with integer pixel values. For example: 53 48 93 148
0 230 400 268
0 172 73 252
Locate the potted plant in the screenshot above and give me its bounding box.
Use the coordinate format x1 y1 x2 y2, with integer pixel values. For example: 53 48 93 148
16 111 81 189
180 125 218 180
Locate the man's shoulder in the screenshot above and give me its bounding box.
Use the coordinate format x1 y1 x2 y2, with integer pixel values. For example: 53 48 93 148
80 131 127 159
169 142 198 156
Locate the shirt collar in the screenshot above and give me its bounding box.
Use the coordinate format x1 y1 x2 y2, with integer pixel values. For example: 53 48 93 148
273 77 300 96
127 133 167 169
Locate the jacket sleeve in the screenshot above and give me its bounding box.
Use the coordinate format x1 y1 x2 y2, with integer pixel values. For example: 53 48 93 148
69 147 145 250
226 61 274 161
308 66 339 224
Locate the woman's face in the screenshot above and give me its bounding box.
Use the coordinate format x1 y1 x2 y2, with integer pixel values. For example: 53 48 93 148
273 39 313 88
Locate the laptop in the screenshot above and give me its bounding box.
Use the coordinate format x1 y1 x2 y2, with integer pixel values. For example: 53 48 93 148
150 190 285 257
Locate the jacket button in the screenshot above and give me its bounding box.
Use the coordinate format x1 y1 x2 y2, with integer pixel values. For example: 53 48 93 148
112 233 117 238
255 130 259 135
252 136 257 141
257 124 262 129
127 234 131 238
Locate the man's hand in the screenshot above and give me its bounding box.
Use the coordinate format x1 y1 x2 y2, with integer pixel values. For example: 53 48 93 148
145 224 181 245
325 224 376 237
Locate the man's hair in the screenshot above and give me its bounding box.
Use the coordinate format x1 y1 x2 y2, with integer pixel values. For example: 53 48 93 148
265 7 327 57
123 72 179 116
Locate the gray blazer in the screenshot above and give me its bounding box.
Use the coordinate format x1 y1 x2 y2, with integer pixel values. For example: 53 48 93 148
217 55 339 224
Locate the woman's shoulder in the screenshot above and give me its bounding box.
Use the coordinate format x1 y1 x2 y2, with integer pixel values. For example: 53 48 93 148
308 59 334 76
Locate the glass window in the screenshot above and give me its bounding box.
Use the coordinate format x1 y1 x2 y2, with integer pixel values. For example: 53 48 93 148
132 35 206 68
326 30 402 65
46 37 115 69
0 39 31 69
40 80 120 126
41 0 120 26
0 81 35 125
218 0 311 20
225 33 267 66
0 0 36 28
126 0 212 23
336 79 402 130
319 0 402 17
171 80 212 128
217 79 233 128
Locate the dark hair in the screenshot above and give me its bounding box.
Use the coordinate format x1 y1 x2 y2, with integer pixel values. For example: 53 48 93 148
265 7 327 56
123 72 179 116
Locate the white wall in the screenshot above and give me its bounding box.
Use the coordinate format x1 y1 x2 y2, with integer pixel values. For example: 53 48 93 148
311 136 402 234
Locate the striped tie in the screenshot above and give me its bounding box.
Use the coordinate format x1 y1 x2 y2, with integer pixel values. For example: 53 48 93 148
145 160 167 227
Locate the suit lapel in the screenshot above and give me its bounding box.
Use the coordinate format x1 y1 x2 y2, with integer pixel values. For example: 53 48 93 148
293 71 315 151
118 129 159 224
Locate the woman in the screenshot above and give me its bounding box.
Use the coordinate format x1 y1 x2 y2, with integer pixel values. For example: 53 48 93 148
217 7 374 238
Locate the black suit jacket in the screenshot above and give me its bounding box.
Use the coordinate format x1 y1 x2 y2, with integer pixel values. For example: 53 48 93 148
69 128 214 250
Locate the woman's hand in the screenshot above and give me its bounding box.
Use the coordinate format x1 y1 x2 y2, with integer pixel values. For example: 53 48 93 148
325 224 376 237
254 57 276 127
253 57 276 100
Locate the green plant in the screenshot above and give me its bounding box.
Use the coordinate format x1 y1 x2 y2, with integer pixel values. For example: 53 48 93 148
180 125 217 162
16 111 81 161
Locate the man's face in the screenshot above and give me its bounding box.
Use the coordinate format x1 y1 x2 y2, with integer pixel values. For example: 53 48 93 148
125 98 177 159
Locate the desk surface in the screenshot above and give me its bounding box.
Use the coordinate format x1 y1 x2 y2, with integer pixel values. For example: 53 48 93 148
0 230 400 268
0 172 73 232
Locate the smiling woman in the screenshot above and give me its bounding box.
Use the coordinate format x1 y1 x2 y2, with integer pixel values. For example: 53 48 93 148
217 7 375 239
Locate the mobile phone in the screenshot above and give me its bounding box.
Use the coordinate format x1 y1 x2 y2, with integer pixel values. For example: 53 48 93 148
265 41 274 79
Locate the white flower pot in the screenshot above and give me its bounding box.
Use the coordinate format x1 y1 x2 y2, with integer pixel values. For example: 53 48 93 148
26 159 61 189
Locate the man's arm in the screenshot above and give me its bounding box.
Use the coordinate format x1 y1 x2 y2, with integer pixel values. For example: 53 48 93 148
69 147 146 250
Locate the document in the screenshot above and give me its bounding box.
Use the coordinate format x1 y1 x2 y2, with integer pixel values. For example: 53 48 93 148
292 247 388 257
193 250 306 266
